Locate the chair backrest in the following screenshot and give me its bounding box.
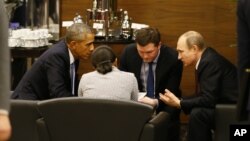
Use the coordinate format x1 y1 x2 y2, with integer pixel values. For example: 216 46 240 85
9 100 41 141
38 97 154 141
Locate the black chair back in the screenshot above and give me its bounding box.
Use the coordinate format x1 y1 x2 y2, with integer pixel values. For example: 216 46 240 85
9 100 41 141
38 97 154 141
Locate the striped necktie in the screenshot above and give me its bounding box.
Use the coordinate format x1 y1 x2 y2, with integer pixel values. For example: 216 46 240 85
70 62 75 95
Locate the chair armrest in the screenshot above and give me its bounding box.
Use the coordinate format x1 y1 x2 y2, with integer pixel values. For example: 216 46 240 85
36 118 50 141
214 104 237 141
140 112 171 141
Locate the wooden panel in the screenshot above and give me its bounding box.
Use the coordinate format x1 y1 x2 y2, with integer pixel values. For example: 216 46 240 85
61 0 237 97
60 0 92 36
119 0 216 46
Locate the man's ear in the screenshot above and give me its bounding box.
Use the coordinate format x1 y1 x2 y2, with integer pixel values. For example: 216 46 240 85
68 41 77 50
192 45 199 52
157 41 162 49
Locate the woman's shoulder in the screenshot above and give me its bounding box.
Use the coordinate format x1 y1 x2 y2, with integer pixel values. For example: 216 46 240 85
113 68 135 78
80 71 98 79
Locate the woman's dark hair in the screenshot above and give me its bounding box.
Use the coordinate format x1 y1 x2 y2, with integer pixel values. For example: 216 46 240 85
91 45 116 74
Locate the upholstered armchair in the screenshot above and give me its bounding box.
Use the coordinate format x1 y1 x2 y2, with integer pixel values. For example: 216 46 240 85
214 104 237 141
9 100 41 141
36 97 171 141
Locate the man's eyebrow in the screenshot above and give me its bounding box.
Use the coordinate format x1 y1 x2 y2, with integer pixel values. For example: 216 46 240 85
86 41 93 45
176 49 183 52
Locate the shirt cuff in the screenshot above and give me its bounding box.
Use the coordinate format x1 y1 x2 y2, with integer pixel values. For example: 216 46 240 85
154 99 159 108
0 109 9 116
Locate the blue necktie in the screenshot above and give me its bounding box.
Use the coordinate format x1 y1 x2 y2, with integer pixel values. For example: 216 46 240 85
70 62 75 95
147 62 154 98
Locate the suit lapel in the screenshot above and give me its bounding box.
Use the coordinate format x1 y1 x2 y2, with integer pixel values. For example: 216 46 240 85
155 48 167 92
134 55 143 91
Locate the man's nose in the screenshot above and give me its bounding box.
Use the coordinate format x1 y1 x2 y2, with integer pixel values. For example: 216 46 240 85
142 53 149 59
178 54 182 60
90 44 94 51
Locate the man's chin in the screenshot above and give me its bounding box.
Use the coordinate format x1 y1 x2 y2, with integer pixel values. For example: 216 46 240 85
79 56 88 60
184 63 194 67
143 60 152 63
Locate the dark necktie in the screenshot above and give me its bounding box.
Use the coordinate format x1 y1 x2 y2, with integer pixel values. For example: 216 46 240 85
195 69 200 95
70 62 75 95
147 62 154 98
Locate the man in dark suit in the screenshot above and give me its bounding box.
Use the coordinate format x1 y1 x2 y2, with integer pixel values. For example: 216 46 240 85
11 23 95 100
236 0 250 121
119 27 183 141
160 31 238 141
0 1 11 140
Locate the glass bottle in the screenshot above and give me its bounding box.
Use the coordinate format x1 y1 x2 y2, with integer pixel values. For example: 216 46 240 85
121 10 132 40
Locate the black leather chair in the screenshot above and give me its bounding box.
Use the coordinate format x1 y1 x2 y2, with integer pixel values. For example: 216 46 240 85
37 97 170 141
9 100 41 141
214 104 237 141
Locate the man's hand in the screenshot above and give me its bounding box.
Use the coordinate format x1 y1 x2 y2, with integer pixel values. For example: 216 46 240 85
159 89 181 109
0 115 11 141
139 96 158 107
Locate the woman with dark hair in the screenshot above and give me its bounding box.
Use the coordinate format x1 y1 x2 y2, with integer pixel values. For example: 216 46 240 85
78 45 138 101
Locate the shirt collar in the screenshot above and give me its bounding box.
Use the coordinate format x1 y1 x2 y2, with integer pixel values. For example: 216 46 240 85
112 66 119 71
195 58 201 70
153 49 160 64
195 47 207 70
68 48 75 64
195 57 201 70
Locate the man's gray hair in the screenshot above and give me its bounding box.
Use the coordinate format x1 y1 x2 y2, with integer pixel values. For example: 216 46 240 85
181 31 206 50
65 23 92 43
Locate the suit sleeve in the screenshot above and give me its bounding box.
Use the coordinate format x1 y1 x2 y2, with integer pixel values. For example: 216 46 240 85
164 59 183 98
237 0 250 76
119 46 128 71
157 59 183 117
236 0 250 120
45 55 72 98
181 63 220 113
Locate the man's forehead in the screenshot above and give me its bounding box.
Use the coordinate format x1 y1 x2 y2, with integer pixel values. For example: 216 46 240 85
83 33 94 40
86 33 94 38
137 43 156 48
177 37 187 49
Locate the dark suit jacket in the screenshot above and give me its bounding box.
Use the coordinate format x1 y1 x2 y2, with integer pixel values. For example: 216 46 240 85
181 47 238 114
237 0 250 121
12 40 78 100
119 43 183 119
0 1 11 111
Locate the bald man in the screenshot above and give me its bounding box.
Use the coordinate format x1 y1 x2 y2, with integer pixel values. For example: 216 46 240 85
160 31 238 141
